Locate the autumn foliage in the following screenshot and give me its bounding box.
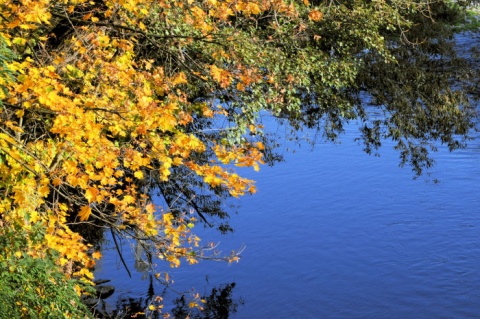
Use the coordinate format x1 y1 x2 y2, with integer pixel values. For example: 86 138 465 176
0 0 305 316
0 0 476 317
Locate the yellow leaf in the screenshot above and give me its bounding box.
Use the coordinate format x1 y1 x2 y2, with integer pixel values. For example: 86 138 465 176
163 213 173 224
85 187 99 203
7 19 21 28
172 72 187 86
92 251 102 260
39 184 50 197
52 177 62 186
78 206 91 221
201 105 214 118
308 9 323 22
134 170 144 179
210 65 232 88
114 170 124 178
15 109 24 118
29 211 41 223
146 203 156 214
123 195 135 204
82 13 93 20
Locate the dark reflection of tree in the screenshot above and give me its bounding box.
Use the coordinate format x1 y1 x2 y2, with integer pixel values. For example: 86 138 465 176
172 283 243 319
104 276 242 319
103 274 155 319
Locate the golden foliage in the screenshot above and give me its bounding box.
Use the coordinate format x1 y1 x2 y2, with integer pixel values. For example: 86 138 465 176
0 0 284 313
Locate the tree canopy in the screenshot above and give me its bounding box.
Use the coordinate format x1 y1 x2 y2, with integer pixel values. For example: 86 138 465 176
0 0 477 317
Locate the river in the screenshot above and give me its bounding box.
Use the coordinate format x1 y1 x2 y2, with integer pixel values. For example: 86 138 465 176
94 31 480 319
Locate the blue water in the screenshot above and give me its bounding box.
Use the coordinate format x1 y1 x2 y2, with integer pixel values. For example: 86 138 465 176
95 34 480 319
95 117 480 318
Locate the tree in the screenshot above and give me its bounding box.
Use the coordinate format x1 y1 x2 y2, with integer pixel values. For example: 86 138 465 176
0 0 477 317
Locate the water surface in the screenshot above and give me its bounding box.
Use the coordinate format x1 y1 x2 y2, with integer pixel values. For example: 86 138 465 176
95 32 480 319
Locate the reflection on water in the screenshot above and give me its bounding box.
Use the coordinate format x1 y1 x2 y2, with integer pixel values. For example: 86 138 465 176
90 275 242 319
171 283 243 319
95 33 480 319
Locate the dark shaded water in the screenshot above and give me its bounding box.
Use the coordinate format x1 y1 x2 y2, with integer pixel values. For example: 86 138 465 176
95 32 480 318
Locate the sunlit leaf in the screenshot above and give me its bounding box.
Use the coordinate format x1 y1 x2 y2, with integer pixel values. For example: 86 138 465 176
78 206 92 221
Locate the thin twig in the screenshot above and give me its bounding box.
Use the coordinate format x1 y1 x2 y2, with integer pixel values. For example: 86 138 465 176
110 228 132 278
